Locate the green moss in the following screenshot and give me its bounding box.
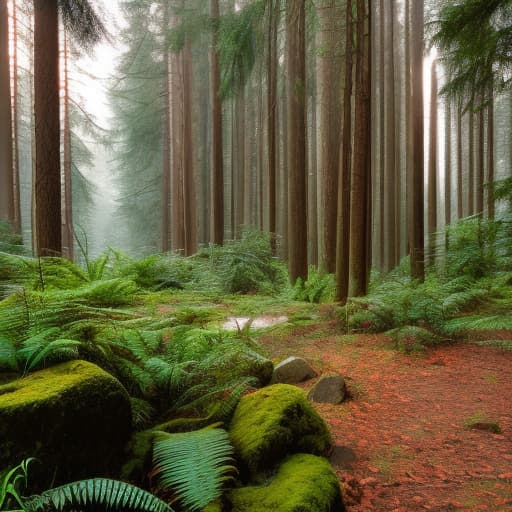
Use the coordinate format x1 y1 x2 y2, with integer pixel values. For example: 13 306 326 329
0 360 132 489
203 499 224 512
229 384 332 477
228 454 344 512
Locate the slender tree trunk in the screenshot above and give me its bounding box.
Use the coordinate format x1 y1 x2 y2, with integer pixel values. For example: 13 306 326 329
267 0 278 252
235 88 245 236
378 0 385 270
428 60 437 266
487 95 494 219
62 32 74 261
468 109 474 215
170 34 185 252
456 101 463 219
161 12 171 253
349 0 371 297
476 100 485 215
0 0 15 225
335 0 353 303
286 0 308 284
383 0 396 271
445 98 452 228
318 0 341 273
182 38 197 255
392 0 401 263
34 0 61 256
12 0 21 233
404 0 412 253
409 0 424 281
210 0 224 245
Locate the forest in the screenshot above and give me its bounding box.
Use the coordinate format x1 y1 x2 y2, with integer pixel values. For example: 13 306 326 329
0 0 511 511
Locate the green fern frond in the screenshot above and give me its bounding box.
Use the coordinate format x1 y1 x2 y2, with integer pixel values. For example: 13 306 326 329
24 478 173 512
152 428 235 511
445 315 512 334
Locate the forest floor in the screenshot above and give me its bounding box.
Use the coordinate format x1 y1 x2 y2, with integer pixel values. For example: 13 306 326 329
258 318 512 512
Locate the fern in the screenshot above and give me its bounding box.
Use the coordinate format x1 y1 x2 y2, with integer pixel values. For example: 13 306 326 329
152 428 235 511
445 315 512 334
24 478 173 512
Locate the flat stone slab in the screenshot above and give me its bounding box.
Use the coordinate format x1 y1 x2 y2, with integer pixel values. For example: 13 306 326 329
271 356 317 384
308 374 347 404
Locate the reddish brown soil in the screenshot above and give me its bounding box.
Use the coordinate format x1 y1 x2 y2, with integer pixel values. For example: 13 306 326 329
260 328 512 512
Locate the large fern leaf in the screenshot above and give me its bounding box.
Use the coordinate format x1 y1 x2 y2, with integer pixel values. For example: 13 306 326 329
24 478 173 512
152 428 236 511
445 315 512 334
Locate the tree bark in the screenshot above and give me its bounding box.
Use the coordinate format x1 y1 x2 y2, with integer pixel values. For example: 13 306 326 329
286 0 308 284
445 98 452 228
62 32 74 261
210 0 224 245
349 0 371 297
318 0 342 273
12 0 21 233
476 100 485 215
267 0 278 252
0 0 14 225
335 0 353 303
456 101 463 219
34 0 61 256
487 95 494 219
182 37 197 255
428 60 437 266
409 0 424 281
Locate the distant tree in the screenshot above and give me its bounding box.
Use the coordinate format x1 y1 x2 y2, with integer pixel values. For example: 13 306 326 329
428 59 438 265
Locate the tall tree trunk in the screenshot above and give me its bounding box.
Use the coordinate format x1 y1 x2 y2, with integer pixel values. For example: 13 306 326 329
161 13 171 253
349 0 371 297
487 94 494 219
377 0 385 270
318 0 341 273
456 101 463 219
34 0 61 256
468 110 474 215
182 38 197 255
409 0 424 281
476 100 485 215
170 31 185 252
267 0 278 252
0 0 15 225
286 0 307 284
428 60 437 266
12 0 21 233
404 0 412 254
210 0 223 245
62 32 74 261
335 0 353 303
445 98 452 228
383 0 396 271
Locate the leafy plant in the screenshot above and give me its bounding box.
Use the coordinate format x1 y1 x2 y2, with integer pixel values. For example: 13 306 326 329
152 427 235 511
24 479 173 512
0 458 34 511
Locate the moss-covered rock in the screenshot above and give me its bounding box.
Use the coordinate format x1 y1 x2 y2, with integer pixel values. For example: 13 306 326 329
0 360 131 488
229 384 332 477
228 454 344 512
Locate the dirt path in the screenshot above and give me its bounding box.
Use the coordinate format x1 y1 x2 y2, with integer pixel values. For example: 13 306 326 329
260 328 512 511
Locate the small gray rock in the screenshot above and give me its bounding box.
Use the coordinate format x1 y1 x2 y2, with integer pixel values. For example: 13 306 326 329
271 356 317 384
308 374 346 404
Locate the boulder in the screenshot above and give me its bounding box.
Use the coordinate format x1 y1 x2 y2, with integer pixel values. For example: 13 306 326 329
229 384 332 477
271 356 317 384
308 374 346 404
228 454 345 512
0 360 131 487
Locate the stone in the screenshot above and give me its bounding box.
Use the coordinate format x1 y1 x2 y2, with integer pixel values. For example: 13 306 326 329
228 453 345 512
0 360 132 487
329 445 357 469
308 374 346 404
271 356 317 384
229 384 332 477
